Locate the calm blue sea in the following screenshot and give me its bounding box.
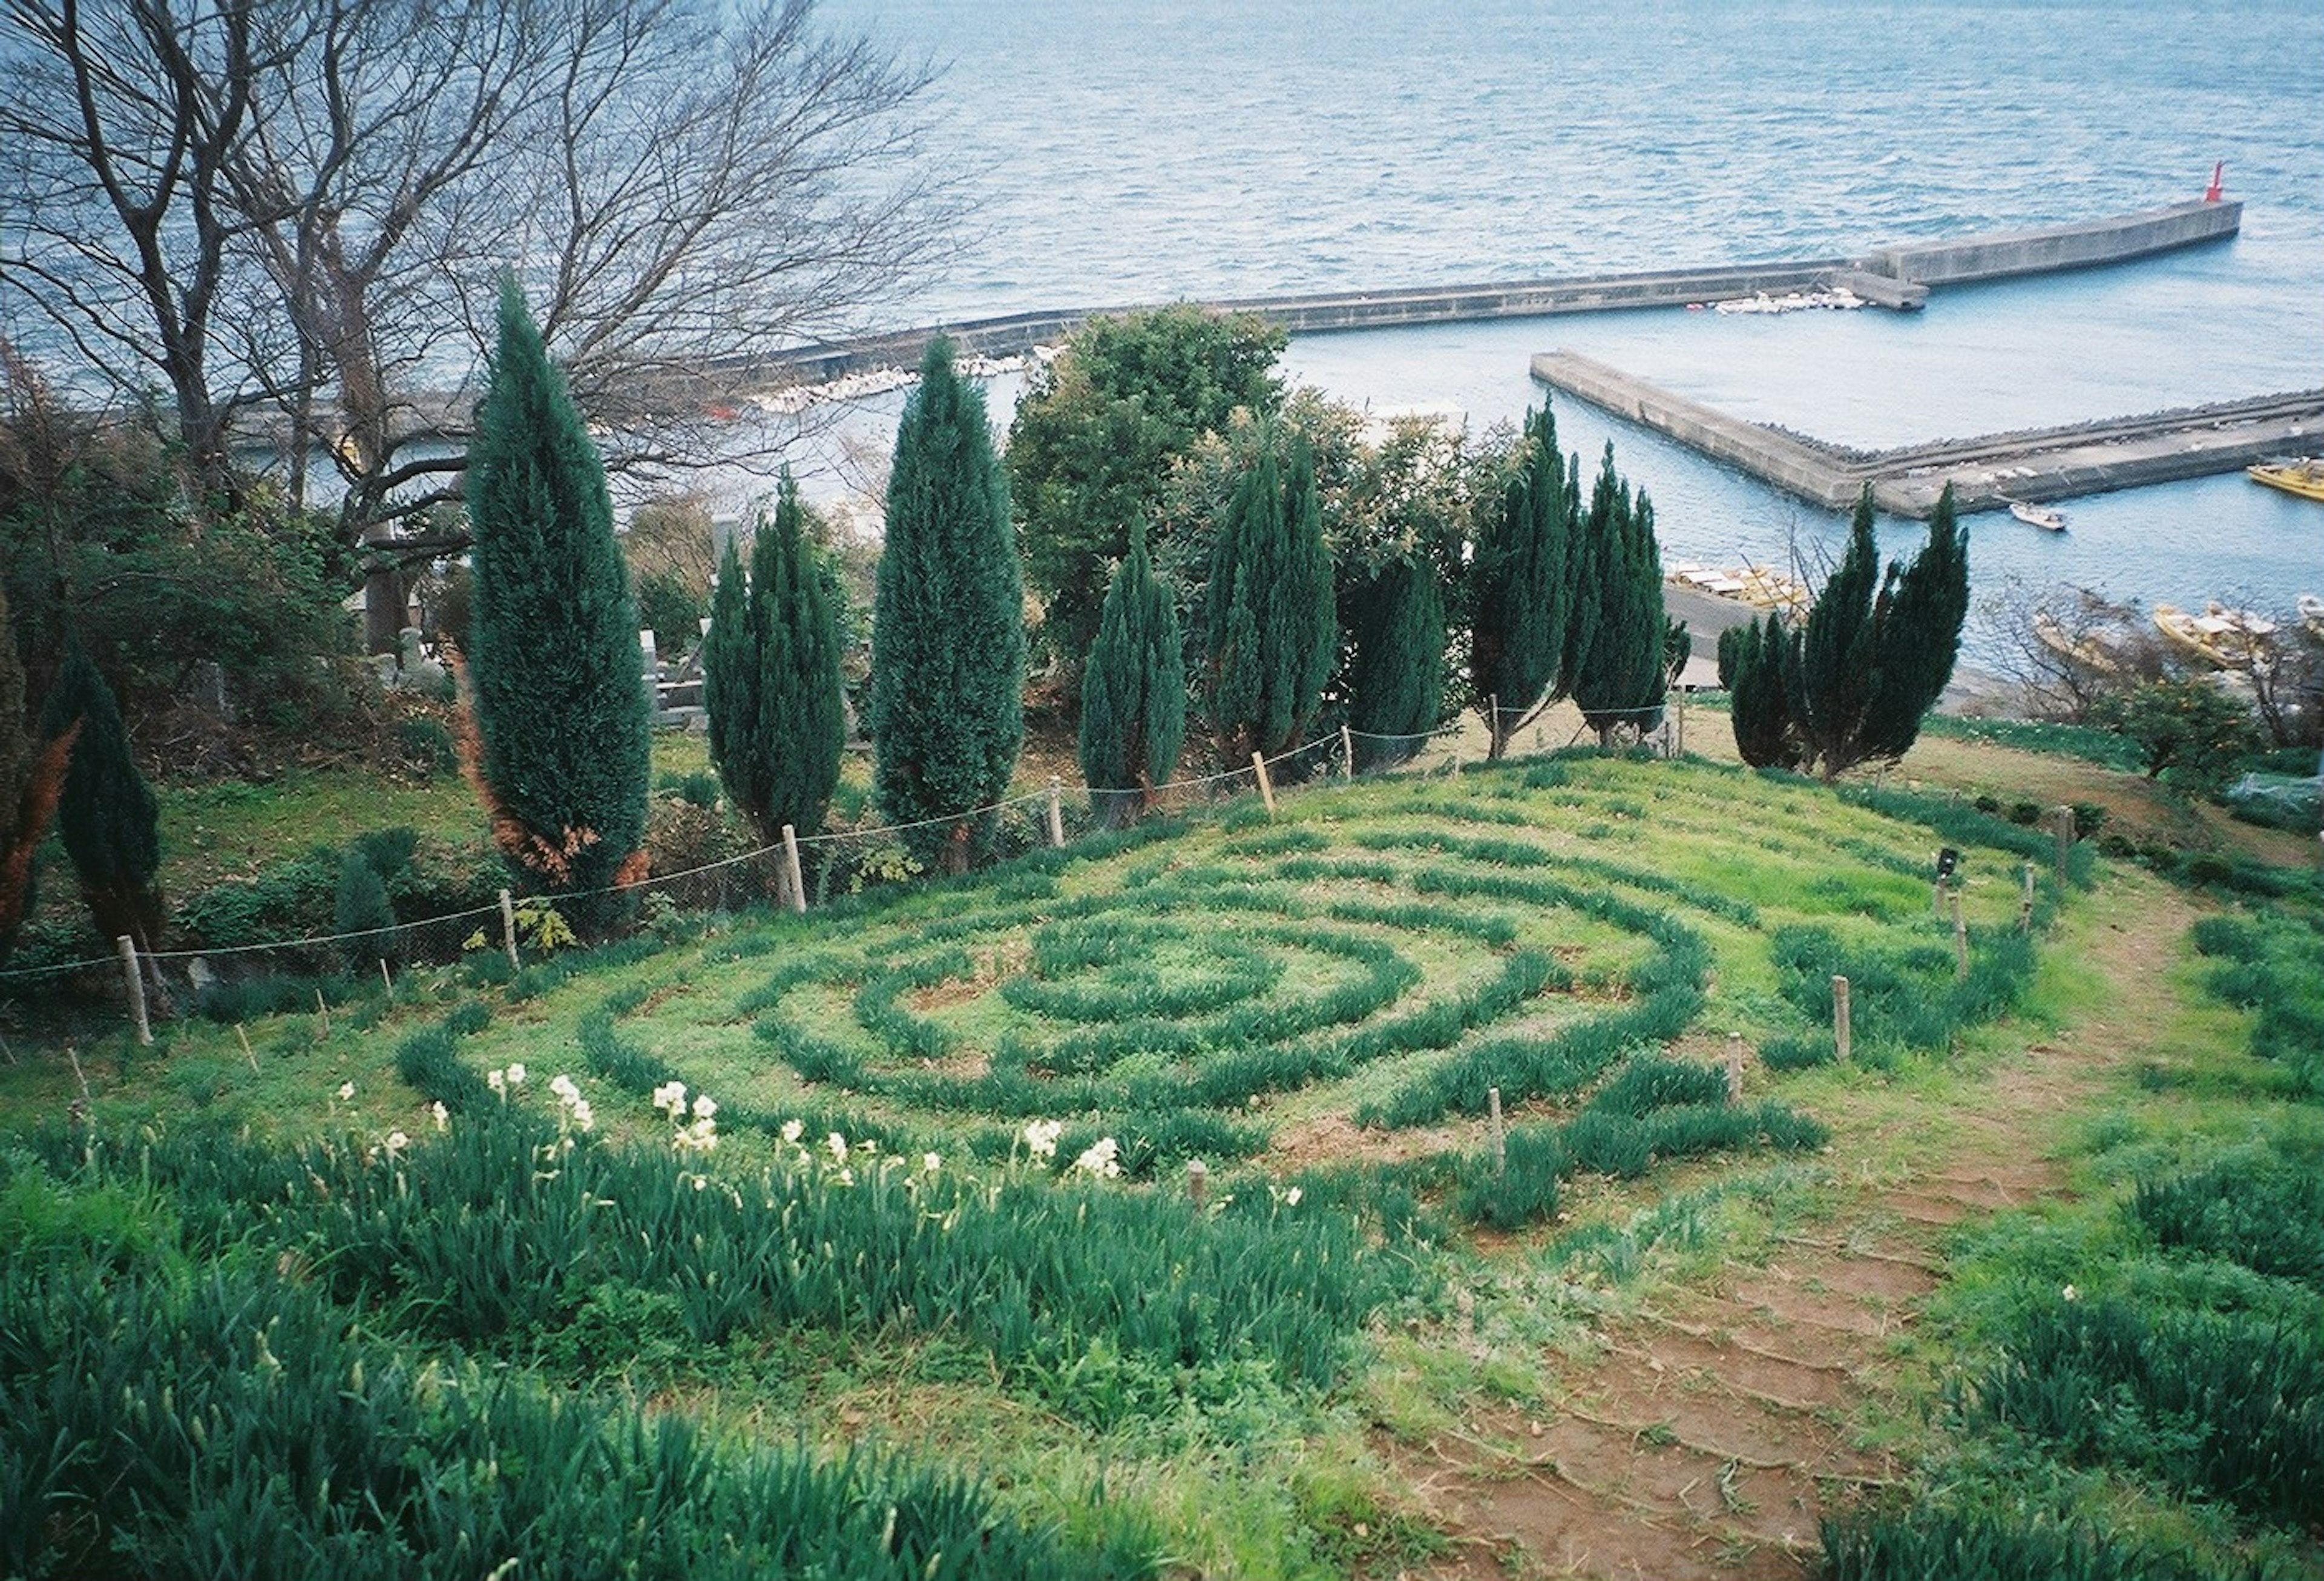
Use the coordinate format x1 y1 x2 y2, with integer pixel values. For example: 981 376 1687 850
791 0 2324 643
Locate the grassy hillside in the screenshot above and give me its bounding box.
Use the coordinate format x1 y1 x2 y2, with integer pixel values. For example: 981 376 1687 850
4 742 2318 1580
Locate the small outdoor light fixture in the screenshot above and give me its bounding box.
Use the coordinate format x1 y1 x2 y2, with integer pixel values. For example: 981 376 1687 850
1935 846 1960 882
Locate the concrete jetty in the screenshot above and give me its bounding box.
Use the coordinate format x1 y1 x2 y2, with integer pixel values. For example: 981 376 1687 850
724 198 2242 390
1529 349 2324 517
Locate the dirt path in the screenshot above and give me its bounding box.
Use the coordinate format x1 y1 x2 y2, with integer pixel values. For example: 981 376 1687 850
1382 880 2203 1580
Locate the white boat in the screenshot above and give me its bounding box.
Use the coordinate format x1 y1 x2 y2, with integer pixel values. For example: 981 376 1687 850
2008 500 2067 531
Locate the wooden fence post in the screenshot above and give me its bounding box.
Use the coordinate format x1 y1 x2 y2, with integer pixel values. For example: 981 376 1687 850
1046 776 1066 848
117 935 151 1047
1341 723 1356 780
1187 1158 1208 1208
1951 889 1970 981
499 888 520 969
1674 687 1686 758
2052 805 2073 883
1488 1087 1506 1177
1725 1032 1745 1104
1833 974 1852 1064
1251 751 1276 816
2020 862 2036 933
781 824 809 914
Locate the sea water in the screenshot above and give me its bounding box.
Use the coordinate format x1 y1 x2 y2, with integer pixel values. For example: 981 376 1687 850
801 0 2324 637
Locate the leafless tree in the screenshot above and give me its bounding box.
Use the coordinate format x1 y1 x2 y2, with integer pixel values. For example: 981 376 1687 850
2 0 952 589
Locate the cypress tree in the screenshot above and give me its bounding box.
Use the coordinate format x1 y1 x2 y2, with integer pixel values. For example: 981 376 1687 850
1860 484 1969 762
1794 487 1882 776
1570 450 1669 745
702 533 757 822
334 846 398 973
705 473 846 878
1078 526 1186 825
871 338 1025 875
1468 402 1572 758
1725 615 1805 770
1206 433 1334 765
462 276 649 928
39 641 161 945
1784 485 1971 781
1347 556 1446 771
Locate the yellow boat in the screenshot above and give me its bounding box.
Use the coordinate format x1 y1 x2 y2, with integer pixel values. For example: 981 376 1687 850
2248 457 2324 502
2153 601 2277 669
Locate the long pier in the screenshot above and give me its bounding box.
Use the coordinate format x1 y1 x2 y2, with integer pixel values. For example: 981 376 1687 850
1529 349 2323 517
723 198 2240 388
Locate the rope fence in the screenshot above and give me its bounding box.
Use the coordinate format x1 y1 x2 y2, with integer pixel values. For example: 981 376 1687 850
0 728 1347 998
0 701 1691 1024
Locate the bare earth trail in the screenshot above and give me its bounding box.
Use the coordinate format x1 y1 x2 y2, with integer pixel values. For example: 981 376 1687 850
1378 880 2202 1580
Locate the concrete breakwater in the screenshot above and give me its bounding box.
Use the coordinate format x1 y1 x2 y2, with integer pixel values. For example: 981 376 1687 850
724 198 2240 390
1529 349 2324 518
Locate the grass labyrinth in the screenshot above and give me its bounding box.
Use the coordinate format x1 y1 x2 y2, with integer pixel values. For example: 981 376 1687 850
464 754 2047 1169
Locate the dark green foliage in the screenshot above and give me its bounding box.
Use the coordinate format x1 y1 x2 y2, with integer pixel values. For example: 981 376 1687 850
1859 485 1969 763
1078 528 1186 822
2187 912 2324 1098
462 277 650 923
333 848 397 972
1770 923 2037 1060
704 473 846 855
1584 1055 1730 1117
2129 1159 2324 1289
1345 555 1446 770
1568 450 1667 744
1774 486 1971 781
1794 488 1882 772
1725 614 1805 770
872 338 1026 874
51 1111 1406 1425
631 566 706 659
1453 1088 1827 1228
1759 1034 1836 1072
2094 676 2262 787
1007 306 1285 676
0 1199 1150 1581
1206 435 1335 764
1820 1506 2229 1581
1971 1294 2324 1525
39 641 161 943
1468 403 1572 758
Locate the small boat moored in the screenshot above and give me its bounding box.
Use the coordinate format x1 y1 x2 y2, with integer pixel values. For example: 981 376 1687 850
2247 457 2324 503
2008 499 2068 531
2153 601 2278 669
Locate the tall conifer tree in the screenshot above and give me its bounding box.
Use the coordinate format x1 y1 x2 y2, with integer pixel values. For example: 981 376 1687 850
1794 487 1882 773
1860 485 1969 762
1569 449 1669 745
1078 526 1186 824
705 473 846 880
1206 433 1334 765
1722 615 1805 770
1468 402 1572 758
1347 557 1446 770
462 276 650 926
871 338 1024 874
39 641 160 945
1732 485 1969 780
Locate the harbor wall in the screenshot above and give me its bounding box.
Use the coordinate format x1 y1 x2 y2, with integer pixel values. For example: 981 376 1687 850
727 199 2242 387
1528 350 2324 519
1857 199 2242 287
